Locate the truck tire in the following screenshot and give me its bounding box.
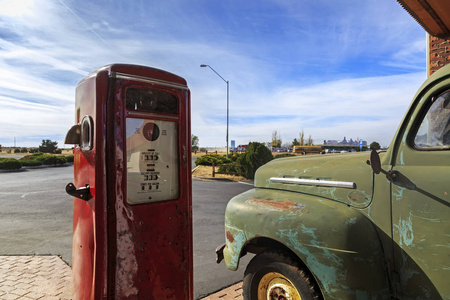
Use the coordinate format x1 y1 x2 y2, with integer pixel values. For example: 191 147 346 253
243 250 321 300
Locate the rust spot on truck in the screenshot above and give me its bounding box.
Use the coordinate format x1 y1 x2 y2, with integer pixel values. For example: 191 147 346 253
347 191 369 204
248 197 307 213
226 231 235 243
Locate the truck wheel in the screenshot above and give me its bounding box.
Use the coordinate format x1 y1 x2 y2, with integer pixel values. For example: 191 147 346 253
243 251 320 300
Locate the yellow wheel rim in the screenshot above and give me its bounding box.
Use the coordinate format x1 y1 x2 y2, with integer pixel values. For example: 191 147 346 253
257 272 302 300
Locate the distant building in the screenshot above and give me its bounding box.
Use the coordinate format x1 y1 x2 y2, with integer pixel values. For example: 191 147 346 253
236 145 248 152
324 140 338 145
324 137 367 146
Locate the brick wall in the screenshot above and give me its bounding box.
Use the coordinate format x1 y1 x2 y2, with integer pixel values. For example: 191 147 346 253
429 36 450 76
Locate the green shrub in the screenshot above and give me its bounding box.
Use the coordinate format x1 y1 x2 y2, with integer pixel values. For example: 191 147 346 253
195 154 231 166
41 155 67 165
274 153 296 159
34 155 50 163
18 153 68 166
0 158 22 170
21 153 67 165
227 152 243 162
20 153 45 160
42 156 57 165
218 163 239 174
370 141 381 150
237 142 273 179
19 160 43 167
55 156 67 164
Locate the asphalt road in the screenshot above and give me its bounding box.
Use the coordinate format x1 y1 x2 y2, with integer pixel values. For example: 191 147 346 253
0 166 73 260
0 154 25 159
193 179 254 298
0 165 253 299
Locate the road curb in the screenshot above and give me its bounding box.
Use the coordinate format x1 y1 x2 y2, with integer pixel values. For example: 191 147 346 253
192 175 235 182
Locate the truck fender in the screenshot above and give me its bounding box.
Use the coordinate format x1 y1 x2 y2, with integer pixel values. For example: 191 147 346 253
223 188 391 299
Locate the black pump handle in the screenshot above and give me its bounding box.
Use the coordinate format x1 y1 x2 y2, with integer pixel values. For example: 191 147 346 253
66 183 91 201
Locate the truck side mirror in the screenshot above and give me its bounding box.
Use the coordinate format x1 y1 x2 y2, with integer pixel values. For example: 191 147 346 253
369 150 382 174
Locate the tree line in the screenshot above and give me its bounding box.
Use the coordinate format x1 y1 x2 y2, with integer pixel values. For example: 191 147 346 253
271 130 313 148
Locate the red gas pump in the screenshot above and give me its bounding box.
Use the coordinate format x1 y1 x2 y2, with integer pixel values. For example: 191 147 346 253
65 64 192 299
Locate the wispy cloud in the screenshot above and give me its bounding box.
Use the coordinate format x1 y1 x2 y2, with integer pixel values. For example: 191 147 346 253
193 72 426 147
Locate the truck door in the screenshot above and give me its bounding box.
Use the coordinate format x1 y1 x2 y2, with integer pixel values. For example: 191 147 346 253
390 81 450 298
66 64 193 299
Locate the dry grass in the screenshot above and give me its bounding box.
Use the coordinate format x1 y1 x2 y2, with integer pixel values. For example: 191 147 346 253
192 165 250 182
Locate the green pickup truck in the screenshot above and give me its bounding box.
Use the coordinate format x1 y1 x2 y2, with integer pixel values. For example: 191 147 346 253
216 64 450 299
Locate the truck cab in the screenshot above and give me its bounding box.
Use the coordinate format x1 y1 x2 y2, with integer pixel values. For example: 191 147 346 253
217 64 450 299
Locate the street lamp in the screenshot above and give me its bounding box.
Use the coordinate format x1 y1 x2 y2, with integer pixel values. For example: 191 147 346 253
200 64 230 158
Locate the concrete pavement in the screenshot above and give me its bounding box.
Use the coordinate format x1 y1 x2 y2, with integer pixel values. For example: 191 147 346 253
0 256 71 300
0 255 243 300
200 282 243 300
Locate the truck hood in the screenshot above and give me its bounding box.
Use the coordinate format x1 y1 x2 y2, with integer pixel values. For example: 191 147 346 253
254 152 376 208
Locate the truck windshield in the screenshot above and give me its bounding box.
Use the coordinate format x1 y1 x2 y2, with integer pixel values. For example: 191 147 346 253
414 90 450 149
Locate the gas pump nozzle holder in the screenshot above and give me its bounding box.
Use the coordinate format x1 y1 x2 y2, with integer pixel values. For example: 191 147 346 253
66 64 193 299
64 124 81 145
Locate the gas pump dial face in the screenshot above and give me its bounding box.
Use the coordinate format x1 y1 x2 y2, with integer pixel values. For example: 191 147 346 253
143 123 160 141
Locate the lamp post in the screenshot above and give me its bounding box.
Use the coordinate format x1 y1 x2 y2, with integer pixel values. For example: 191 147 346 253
200 64 229 158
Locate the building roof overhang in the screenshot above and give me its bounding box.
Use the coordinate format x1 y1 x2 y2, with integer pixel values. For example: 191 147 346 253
397 0 450 39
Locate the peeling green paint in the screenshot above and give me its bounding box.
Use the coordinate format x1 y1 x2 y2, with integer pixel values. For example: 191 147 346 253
277 229 344 294
392 186 405 202
300 224 317 240
399 151 405 166
396 213 414 247
346 217 357 226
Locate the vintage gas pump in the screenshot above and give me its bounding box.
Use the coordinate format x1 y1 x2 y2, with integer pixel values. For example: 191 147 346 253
65 64 192 299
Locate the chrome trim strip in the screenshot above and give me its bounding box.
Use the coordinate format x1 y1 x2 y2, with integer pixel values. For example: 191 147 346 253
269 177 356 189
111 72 189 90
126 112 179 120
304 243 358 254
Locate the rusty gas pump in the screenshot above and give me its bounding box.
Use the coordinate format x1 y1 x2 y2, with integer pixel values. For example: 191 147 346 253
65 64 193 299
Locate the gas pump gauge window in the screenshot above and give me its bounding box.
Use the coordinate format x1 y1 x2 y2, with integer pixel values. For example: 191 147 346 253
126 88 178 114
126 118 179 204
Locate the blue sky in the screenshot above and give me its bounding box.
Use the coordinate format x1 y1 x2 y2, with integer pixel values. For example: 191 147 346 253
0 0 427 148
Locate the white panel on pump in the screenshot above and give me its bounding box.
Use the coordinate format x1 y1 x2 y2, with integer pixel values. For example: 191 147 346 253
126 118 179 204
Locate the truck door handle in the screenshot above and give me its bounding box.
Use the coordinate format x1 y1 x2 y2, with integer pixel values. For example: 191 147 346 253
66 183 92 201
